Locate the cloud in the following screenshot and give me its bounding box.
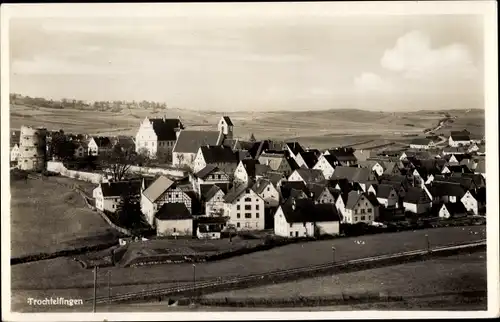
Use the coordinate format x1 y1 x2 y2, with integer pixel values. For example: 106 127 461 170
380 30 478 80
354 72 392 93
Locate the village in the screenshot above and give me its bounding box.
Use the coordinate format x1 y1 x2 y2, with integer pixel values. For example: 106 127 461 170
10 114 486 243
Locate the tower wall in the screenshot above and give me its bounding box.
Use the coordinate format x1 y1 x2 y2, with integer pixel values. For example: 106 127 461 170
18 126 47 171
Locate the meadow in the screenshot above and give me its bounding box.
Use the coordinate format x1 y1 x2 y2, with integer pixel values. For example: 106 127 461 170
10 104 485 149
10 177 119 258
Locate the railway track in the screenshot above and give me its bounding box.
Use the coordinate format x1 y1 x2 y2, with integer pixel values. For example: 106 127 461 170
86 239 485 305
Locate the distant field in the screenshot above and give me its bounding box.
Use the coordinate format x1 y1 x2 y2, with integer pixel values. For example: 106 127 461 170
10 177 119 258
203 251 486 302
11 225 485 293
9 105 485 150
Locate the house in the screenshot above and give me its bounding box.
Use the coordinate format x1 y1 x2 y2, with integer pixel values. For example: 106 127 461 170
452 172 486 188
284 142 305 159
474 160 485 178
295 151 320 169
172 130 224 169
265 171 288 188
367 184 399 208
74 143 87 159
93 180 142 213
409 138 434 150
222 183 265 230
425 181 467 204
196 216 226 239
233 159 271 184
461 188 486 216
88 136 112 156
475 145 485 156
353 149 370 162
312 154 340 180
441 164 472 175
141 176 193 226
201 183 229 217
218 116 234 140
279 181 310 201
382 161 400 176
308 183 338 205
340 191 378 224
358 160 385 177
402 187 432 214
192 145 239 174
442 147 468 156
438 202 468 219
468 143 479 153
448 130 471 147
330 166 377 191
288 168 326 185
252 178 280 207
135 116 183 159
258 152 295 176
247 140 283 160
274 198 340 238
154 203 193 236
114 136 136 154
10 143 20 163
324 148 357 166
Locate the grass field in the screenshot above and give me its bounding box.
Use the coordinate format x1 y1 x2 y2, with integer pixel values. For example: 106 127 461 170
10 105 484 150
10 177 118 258
11 225 485 293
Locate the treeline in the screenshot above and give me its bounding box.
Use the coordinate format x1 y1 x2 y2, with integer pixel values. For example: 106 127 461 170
9 93 167 112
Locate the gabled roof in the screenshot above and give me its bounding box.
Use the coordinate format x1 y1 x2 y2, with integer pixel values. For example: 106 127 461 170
331 166 373 183
306 183 327 201
373 184 396 199
285 142 305 156
366 193 380 207
280 181 309 200
321 154 340 167
468 187 486 203
173 130 222 153
475 160 485 173
200 182 231 200
404 187 431 204
441 202 467 215
155 202 192 220
298 151 320 168
450 131 471 141
326 148 357 162
149 118 184 141
92 136 112 148
222 116 233 126
452 172 485 187
252 178 273 194
279 198 340 223
292 168 326 184
100 180 142 197
239 159 260 178
205 185 224 201
345 191 366 210
328 178 352 194
223 182 258 204
142 175 175 202
196 165 219 179
425 182 466 199
200 145 239 164
410 138 433 145
266 171 287 186
142 176 157 190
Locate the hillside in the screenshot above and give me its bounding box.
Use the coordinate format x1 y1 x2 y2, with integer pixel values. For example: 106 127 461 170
9 104 485 150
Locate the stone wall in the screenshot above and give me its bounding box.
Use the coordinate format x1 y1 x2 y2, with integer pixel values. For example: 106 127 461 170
128 165 187 178
47 161 103 184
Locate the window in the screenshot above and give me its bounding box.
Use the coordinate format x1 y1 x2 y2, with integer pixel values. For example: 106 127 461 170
355 210 358 214
173 228 176 232
237 205 240 210
267 187 270 191
290 232 293 237
361 209 365 214
368 208 372 213
354 216 358 222
237 213 240 218
256 205 259 210
256 213 259 218
237 222 240 228
245 213 251 219
175 194 179 198
245 222 250 228
361 216 366 220
295 231 299 237
217 174 221 179
290 223 293 228
245 205 251 210
368 215 371 220
245 197 251 202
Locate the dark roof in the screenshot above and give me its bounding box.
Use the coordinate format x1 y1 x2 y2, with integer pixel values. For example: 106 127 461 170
322 154 340 167
442 202 468 215
366 193 380 206
204 185 223 201
444 164 473 174
240 159 260 178
223 182 256 203
306 183 327 201
173 130 222 153
195 165 219 179
292 168 325 184
93 136 112 148
114 136 135 150
450 131 471 141
410 138 432 145
149 118 183 141
345 191 365 210
200 182 231 200
374 184 396 199
328 178 352 194
279 198 340 223
331 166 374 183
222 116 233 126
298 151 320 168
280 181 309 200
452 172 485 187
252 179 273 194
469 187 486 203
327 148 357 162
196 216 227 224
200 145 239 164
285 142 305 156
475 160 485 173
380 174 408 185
404 187 431 204
10 130 20 147
155 203 192 220
266 171 287 186
100 180 142 197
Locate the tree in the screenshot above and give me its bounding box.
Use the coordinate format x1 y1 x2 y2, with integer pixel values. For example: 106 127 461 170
115 191 149 234
99 145 139 182
249 133 256 142
49 132 76 161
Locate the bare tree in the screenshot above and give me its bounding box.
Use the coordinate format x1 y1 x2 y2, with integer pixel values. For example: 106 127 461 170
99 146 139 182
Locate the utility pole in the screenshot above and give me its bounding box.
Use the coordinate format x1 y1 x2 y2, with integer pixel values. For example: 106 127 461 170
107 270 111 304
93 266 98 313
192 264 196 303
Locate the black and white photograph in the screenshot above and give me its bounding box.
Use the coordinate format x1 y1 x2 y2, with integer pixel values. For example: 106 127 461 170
1 2 498 320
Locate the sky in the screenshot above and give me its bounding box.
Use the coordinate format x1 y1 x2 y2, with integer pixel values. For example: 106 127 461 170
8 10 485 112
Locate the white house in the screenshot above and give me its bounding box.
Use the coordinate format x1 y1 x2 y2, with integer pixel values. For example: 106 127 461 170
141 175 193 226
274 198 340 238
367 184 399 208
172 130 224 169
192 165 231 196
358 161 385 177
88 136 112 156
93 180 142 213
201 184 227 217
402 187 432 214
10 144 20 162
135 116 183 159
288 168 326 185
258 153 295 176
409 138 434 150
222 184 265 231
461 188 486 216
312 155 339 180
308 184 337 205
438 203 468 219
252 179 280 207
338 191 377 224
154 203 193 236
192 145 239 174
448 131 471 147
218 116 234 140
